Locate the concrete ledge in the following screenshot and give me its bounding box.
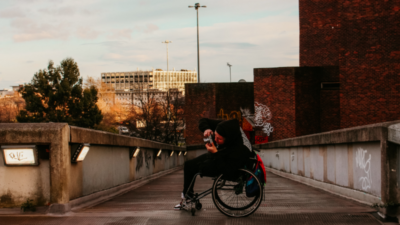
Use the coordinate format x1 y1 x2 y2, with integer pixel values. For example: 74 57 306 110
265 167 382 206
0 123 69 144
48 166 183 215
256 120 400 149
70 126 185 151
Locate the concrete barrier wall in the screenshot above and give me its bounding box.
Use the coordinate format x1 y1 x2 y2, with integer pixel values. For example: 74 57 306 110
69 146 184 200
260 142 382 197
0 123 187 210
256 121 400 205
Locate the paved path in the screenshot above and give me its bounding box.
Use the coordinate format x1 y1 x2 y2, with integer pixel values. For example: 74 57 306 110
0 170 385 225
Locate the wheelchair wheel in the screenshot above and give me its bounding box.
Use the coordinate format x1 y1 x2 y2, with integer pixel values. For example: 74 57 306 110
196 201 202 210
212 168 263 217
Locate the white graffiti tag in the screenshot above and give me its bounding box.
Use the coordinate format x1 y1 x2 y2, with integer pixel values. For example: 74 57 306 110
355 148 372 191
254 102 272 126
240 107 252 117
262 123 274 136
254 102 274 136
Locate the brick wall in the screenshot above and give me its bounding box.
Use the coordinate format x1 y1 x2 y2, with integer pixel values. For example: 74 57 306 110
185 84 216 146
300 0 400 129
339 0 400 128
185 83 254 146
300 0 339 67
254 66 340 141
254 68 296 141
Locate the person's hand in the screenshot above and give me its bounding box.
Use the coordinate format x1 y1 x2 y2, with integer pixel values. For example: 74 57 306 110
204 129 213 137
205 142 218 154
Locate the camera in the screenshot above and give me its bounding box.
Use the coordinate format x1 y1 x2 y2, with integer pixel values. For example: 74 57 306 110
203 134 214 145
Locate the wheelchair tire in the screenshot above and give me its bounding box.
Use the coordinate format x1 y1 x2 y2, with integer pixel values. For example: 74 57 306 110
211 168 263 217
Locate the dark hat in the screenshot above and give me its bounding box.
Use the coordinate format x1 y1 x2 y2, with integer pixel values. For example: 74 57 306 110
216 119 241 146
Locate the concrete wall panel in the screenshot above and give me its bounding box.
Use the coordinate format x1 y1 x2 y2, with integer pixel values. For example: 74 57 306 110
326 145 336 184
297 147 304 176
82 146 130 196
260 141 382 198
304 147 311 178
352 142 381 197
280 148 290 172
290 147 298 174
0 156 50 207
69 162 83 200
134 149 155 181
311 146 323 181
334 144 349 187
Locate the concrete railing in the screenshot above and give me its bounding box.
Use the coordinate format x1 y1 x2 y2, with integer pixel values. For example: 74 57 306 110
255 120 400 205
0 123 189 214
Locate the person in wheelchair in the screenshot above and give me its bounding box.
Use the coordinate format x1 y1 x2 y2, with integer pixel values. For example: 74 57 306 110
175 118 254 210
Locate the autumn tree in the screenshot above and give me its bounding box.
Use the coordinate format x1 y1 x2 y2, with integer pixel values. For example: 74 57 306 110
126 84 165 141
125 83 185 145
17 58 103 128
0 91 25 123
159 90 185 146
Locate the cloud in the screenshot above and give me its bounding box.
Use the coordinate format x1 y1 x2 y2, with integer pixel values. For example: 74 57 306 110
81 41 127 47
102 53 151 63
202 42 257 49
134 24 159 34
107 29 133 40
11 18 71 42
38 6 76 16
0 0 300 88
0 8 26 18
76 27 102 40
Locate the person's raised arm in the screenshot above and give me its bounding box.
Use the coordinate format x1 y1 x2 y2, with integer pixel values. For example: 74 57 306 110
198 118 223 137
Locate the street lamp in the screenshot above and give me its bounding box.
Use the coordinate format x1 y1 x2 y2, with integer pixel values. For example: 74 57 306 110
162 40 172 90
227 63 232 82
188 3 206 83
162 40 172 72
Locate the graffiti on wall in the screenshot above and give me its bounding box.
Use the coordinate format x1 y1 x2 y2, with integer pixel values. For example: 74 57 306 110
355 148 372 191
217 108 242 122
262 123 274 136
254 102 272 126
254 102 274 137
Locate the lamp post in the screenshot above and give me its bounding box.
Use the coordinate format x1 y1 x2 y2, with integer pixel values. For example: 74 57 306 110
162 40 172 90
227 62 232 82
188 3 206 83
162 40 172 72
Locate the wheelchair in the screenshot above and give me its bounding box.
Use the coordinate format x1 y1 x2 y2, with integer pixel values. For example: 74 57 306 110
182 157 263 217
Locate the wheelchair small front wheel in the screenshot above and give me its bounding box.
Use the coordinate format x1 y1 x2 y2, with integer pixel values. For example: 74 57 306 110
196 201 202 210
211 168 263 217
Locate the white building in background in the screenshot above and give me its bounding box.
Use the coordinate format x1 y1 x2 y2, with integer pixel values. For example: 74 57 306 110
115 88 182 107
101 68 197 95
0 90 9 98
0 85 22 98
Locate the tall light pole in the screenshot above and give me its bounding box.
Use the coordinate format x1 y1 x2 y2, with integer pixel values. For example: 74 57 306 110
188 3 206 83
162 40 172 90
227 63 232 82
162 40 172 72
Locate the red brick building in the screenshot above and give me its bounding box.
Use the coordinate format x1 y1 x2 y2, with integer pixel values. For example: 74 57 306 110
255 0 400 141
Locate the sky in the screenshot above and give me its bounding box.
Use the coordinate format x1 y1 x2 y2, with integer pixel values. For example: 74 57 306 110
0 0 299 90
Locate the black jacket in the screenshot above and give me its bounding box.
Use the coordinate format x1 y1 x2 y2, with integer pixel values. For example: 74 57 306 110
198 118 253 174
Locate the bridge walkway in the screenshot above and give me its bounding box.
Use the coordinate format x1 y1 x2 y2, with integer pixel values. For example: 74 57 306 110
0 170 388 225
